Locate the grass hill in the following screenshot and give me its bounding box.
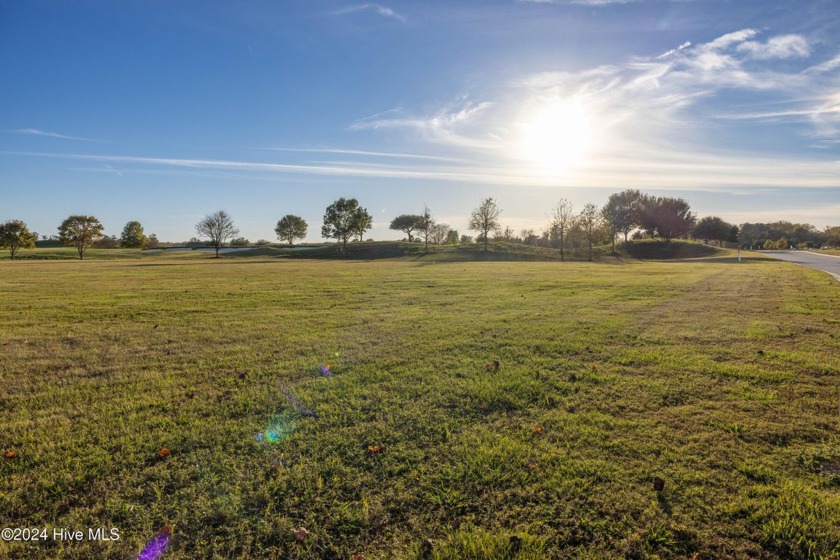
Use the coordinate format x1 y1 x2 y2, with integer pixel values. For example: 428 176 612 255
618 239 724 260
5 240 726 262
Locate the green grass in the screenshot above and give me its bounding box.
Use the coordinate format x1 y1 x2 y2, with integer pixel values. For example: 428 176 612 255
1 253 839 559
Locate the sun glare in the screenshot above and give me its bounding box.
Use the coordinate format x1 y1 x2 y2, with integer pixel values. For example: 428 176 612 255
519 100 593 176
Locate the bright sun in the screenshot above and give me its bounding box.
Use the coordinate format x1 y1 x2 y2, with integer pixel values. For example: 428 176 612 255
519 100 593 175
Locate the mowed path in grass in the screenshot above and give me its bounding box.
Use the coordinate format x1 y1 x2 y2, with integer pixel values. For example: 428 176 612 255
1 254 839 559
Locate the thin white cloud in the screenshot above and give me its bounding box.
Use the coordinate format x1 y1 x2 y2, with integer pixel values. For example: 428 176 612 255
804 53 840 74
350 98 497 150
6 149 839 192
7 128 106 142
517 0 637 4
264 147 464 163
656 41 692 59
334 4 406 22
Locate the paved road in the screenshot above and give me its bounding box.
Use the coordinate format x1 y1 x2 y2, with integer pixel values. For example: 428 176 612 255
761 251 840 280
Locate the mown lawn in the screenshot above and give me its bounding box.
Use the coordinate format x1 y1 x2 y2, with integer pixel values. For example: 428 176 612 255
1 253 839 559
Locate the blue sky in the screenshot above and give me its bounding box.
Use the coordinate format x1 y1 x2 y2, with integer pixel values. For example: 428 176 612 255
1 0 838 242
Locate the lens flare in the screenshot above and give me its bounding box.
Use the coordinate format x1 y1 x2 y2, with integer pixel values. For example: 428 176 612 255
255 413 296 444
137 526 170 560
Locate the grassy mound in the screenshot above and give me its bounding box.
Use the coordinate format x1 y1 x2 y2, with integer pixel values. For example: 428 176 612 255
620 239 724 260
233 241 609 262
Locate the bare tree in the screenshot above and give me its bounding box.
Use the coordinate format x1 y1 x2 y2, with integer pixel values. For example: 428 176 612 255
416 205 434 251
429 223 451 245
469 197 502 251
550 199 574 261
196 210 239 258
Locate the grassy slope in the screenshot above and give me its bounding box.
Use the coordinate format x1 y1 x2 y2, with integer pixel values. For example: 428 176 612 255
5 239 722 262
1 254 839 559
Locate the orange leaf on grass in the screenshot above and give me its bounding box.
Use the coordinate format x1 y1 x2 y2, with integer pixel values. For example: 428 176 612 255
4 450 17 459
158 448 170 458
291 527 309 542
533 426 543 435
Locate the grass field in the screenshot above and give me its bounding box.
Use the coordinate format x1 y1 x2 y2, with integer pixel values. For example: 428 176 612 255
1 252 839 559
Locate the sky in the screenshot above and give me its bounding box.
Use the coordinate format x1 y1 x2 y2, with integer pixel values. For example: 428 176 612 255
1 0 838 242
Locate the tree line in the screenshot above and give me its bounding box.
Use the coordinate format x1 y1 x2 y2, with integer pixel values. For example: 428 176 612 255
1 190 837 260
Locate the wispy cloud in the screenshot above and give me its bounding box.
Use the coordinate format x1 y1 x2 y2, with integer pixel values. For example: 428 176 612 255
657 41 692 59
6 128 106 142
736 34 810 60
264 146 464 163
346 28 839 191
517 0 638 4
350 97 497 151
804 53 840 74
334 4 406 23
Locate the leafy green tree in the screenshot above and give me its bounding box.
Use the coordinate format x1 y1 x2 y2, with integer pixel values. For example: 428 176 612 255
321 197 369 251
120 220 148 248
58 215 104 260
728 225 740 244
195 210 239 258
354 207 373 242
147 234 160 248
550 198 574 261
446 229 459 245
577 203 603 261
469 198 502 251
601 189 642 252
275 215 308 245
229 237 250 246
693 216 735 247
0 220 36 259
389 214 423 242
639 196 695 242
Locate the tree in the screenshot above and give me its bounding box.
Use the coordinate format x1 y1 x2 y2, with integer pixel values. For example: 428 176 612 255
58 215 104 260
601 189 642 252
120 220 148 248
469 197 502 251
147 234 160 249
0 220 36 259
446 229 460 245
416 205 434 251
322 197 368 251
389 214 423 242
230 237 250 246
459 234 473 245
639 196 695 242
195 210 239 258
520 228 537 246
577 203 603 261
429 223 451 245
655 197 696 242
353 207 373 242
550 199 574 261
693 216 734 247
275 215 308 245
